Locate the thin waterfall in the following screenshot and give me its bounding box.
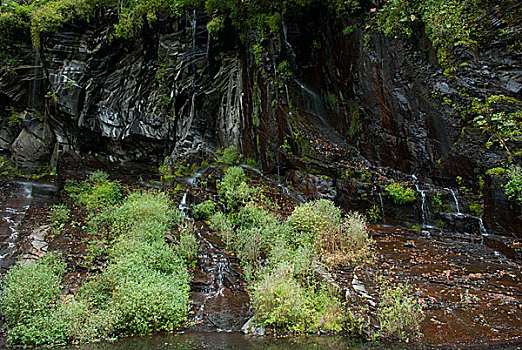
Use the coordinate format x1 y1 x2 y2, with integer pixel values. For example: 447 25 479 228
29 48 41 111
415 184 428 226
447 188 461 214
378 192 385 218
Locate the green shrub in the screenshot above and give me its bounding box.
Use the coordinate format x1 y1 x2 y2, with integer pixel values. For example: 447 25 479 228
109 191 182 240
377 282 424 340
48 204 70 233
266 237 315 280
110 271 190 335
285 200 370 266
486 167 507 176
218 166 254 210
344 212 369 250
252 266 316 332
505 165 522 204
252 266 345 332
374 0 484 66
220 145 243 165
3 266 114 345
1 253 68 346
1 253 65 325
3 191 193 345
65 171 122 212
110 239 185 276
98 191 191 336
209 211 234 246
55 297 117 343
385 182 416 204
6 310 71 346
176 221 199 264
286 199 341 249
192 200 218 221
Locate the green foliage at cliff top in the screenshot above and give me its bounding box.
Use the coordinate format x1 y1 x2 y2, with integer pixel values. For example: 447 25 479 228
0 0 358 46
373 0 521 63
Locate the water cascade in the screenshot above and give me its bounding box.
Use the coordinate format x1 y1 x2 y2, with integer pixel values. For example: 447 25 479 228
0 182 33 271
415 184 429 227
29 49 41 110
447 188 461 214
190 225 250 331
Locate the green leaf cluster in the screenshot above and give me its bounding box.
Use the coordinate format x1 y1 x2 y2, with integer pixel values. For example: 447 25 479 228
373 0 485 65
385 181 416 204
64 170 122 212
1 190 193 345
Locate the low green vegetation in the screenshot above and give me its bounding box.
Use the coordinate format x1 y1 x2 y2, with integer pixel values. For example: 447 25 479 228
48 204 70 233
208 166 379 334
218 145 243 165
377 281 424 340
1 171 193 346
373 0 485 67
486 165 522 204
385 181 416 205
0 0 360 47
64 170 122 212
192 199 218 221
470 95 522 157
218 166 257 211
505 165 522 204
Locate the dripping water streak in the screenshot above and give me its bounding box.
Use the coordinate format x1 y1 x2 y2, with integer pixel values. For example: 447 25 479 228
29 49 41 110
378 192 385 219
415 184 428 226
293 79 329 127
0 182 34 269
178 190 189 216
447 188 461 214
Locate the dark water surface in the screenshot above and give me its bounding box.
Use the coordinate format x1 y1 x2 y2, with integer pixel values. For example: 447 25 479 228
60 332 521 350
65 332 370 350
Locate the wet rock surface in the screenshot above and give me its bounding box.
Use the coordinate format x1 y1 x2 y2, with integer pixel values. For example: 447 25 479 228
368 225 522 347
188 224 251 332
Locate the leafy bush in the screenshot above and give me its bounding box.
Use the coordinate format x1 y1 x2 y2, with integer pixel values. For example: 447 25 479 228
266 238 315 280
285 200 370 266
95 191 190 336
1 256 114 345
374 0 484 64
471 95 522 155
377 282 424 340
218 166 254 210
251 266 345 332
344 211 369 250
48 204 70 233
209 211 233 246
176 221 199 264
220 145 243 165
192 200 218 221
505 165 522 204
385 182 416 204
1 253 68 346
110 271 190 335
109 191 182 239
2 191 192 345
486 167 507 176
287 199 341 249
1 253 65 325
65 171 122 212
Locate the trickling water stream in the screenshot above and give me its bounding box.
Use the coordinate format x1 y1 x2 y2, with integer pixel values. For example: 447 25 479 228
447 188 461 215
0 182 33 271
0 181 56 272
189 224 251 332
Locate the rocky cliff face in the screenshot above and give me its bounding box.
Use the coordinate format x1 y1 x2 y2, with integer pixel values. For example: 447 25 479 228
0 5 520 236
